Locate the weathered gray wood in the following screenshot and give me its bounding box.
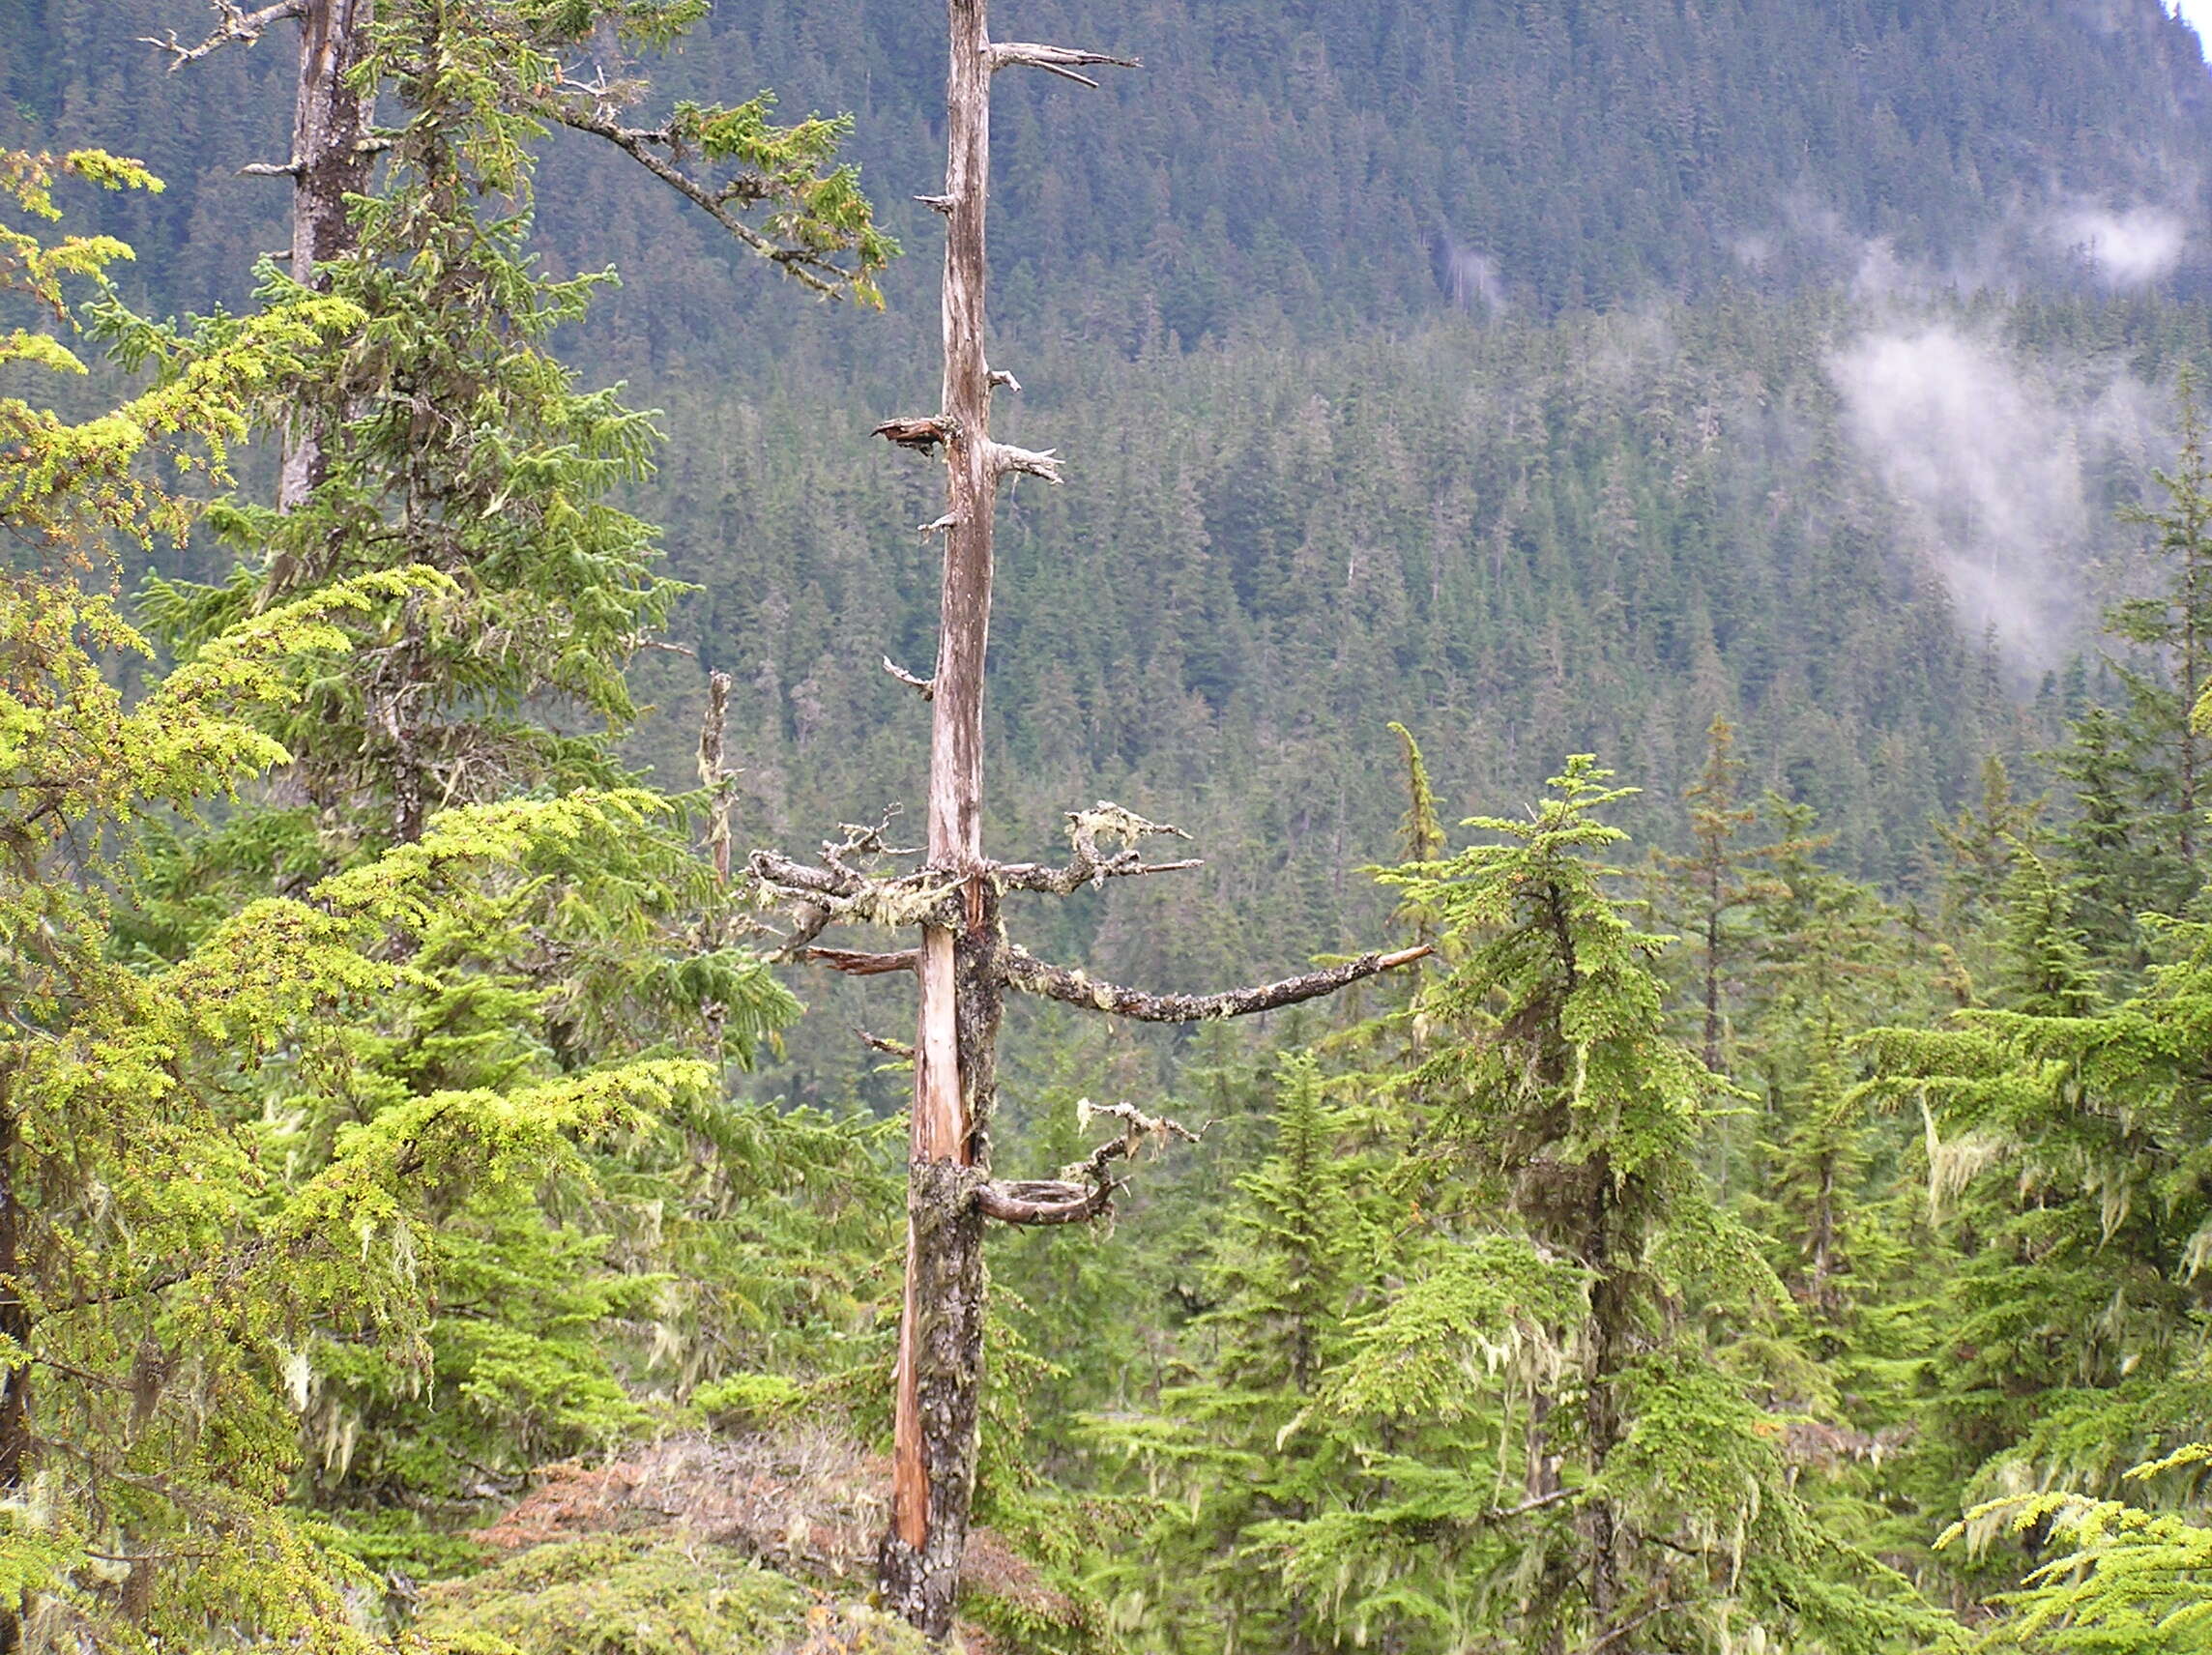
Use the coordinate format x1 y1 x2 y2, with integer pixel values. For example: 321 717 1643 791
1003 944 1433 1023
879 0 997 1631
149 0 376 511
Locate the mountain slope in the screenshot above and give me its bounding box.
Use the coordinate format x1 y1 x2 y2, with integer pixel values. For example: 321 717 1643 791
9 0 2212 1105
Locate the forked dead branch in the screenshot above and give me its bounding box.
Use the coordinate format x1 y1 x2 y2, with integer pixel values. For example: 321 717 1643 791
742 0 1429 1637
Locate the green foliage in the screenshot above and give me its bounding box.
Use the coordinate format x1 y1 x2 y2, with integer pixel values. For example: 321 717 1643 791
0 558 723 1644
1087 765 1943 1654
0 146 361 568
1856 886 2212 1608
1946 1445 2212 1652
0 6 902 1619
24 8 2212 1652
2044 378 2212 971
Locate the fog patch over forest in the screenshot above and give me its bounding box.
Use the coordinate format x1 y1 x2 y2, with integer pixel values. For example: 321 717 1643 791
2052 199 2195 285
1829 320 2170 662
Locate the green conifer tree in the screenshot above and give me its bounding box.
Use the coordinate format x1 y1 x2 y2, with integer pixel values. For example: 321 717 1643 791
1858 859 2212 1610
89 5 885 1562
0 146 724 1647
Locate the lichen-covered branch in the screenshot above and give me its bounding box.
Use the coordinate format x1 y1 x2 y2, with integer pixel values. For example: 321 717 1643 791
1004 944 1433 1022
997 800 1202 893
748 839 954 959
697 670 735 885
141 0 305 67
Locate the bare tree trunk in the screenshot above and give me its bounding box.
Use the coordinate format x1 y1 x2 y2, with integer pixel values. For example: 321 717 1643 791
879 1 998 1632
0 1108 28 1655
2185 550 2201 866
1702 894 1722 1074
277 0 375 509
739 8 1416 1635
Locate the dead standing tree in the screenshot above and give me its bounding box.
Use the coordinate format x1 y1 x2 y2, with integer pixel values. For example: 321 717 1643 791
747 1 1429 1636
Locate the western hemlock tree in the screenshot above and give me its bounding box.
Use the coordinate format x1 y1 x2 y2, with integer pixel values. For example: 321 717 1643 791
1094 1054 1388 1654
0 147 721 1646
1857 861 2212 1608
1655 715 1785 1073
100 1 867 1564
1284 757 1946 1655
149 0 893 505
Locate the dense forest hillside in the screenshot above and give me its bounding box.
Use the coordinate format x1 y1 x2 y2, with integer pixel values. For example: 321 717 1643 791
15 0 2212 334
20 2 2212 1651
13 0 2212 1097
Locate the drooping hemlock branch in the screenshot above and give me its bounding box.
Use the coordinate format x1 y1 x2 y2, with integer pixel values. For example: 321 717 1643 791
742 3 1429 1638
149 0 891 503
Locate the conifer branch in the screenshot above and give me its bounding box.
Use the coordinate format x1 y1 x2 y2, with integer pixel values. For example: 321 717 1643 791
988 442 1064 482
1003 944 1431 1023
875 417 956 454
1586 1601 1674 1653
803 947 919 975
855 1029 916 1059
883 657 936 700
975 1180 1116 1224
549 102 852 298
748 835 958 951
997 801 1201 893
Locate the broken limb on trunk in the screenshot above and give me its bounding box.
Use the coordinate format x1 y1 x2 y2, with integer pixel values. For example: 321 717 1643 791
745 1 1423 1639
975 1101 1204 1226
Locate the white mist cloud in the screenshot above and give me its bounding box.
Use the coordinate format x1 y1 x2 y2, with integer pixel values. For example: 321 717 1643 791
2050 203 2190 286
2172 0 2212 54
1829 325 2164 658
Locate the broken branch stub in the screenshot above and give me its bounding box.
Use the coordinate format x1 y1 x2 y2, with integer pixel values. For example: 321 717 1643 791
988 442 1064 483
802 947 920 977
985 43 1142 87
874 416 956 454
975 1100 1205 1228
883 657 936 700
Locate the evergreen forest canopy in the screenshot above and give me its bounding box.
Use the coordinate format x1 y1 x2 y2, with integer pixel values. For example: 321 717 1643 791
13 0 2212 1651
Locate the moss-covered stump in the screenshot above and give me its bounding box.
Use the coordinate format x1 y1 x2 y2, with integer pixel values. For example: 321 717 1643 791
413 1532 934 1655
421 1431 1108 1654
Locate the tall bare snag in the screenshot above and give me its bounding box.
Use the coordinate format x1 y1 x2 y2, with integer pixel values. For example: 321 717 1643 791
750 2 1428 1636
